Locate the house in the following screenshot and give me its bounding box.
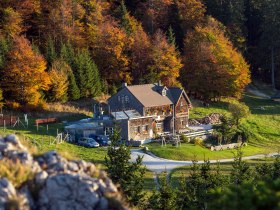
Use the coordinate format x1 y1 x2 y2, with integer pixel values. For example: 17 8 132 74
108 82 192 141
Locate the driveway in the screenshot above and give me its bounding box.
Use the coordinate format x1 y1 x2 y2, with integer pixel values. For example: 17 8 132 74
130 149 279 173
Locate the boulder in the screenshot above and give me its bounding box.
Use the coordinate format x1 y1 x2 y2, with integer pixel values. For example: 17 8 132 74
0 134 126 210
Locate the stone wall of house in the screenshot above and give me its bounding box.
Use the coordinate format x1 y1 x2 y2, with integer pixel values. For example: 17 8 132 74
0 134 127 210
128 118 154 140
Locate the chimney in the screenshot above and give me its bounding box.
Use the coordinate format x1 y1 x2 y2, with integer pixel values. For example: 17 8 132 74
157 80 162 86
122 82 127 88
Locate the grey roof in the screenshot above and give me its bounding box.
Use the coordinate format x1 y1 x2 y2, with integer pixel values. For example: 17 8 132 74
126 84 173 107
169 87 183 104
111 110 143 120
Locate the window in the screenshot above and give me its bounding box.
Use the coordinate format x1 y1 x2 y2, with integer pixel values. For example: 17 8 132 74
125 95 129 103
133 126 138 133
162 89 166 96
181 101 184 107
156 122 163 129
142 125 148 132
118 96 121 102
121 95 125 103
105 127 114 136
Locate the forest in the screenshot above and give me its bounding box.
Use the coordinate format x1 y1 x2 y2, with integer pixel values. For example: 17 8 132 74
0 0 278 109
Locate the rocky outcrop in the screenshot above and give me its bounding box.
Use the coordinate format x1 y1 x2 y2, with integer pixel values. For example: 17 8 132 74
189 113 223 126
0 134 126 210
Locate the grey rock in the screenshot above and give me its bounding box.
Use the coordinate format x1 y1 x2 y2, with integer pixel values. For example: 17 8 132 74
35 171 49 185
0 178 17 206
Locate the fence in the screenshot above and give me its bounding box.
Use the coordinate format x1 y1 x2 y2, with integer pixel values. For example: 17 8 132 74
183 129 213 138
0 115 17 126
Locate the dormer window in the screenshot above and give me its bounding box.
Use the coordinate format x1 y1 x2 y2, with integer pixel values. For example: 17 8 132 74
162 89 166 96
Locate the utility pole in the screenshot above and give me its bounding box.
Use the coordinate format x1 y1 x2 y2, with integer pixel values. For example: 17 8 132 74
271 47 276 89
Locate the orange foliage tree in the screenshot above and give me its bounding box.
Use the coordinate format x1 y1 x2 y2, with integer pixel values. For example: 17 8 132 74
90 21 131 88
181 17 251 100
147 30 183 87
1 36 50 106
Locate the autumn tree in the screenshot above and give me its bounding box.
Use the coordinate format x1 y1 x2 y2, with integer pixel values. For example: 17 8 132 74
147 30 183 86
181 17 251 100
90 22 130 90
0 8 23 38
1 36 50 106
48 60 69 102
129 25 151 84
176 0 206 33
0 88 3 108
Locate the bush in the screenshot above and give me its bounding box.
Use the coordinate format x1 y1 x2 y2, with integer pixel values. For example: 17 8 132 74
0 159 34 187
190 137 204 146
180 134 189 143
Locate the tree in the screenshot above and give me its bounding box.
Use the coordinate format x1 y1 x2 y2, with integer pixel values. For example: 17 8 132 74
105 125 145 206
208 178 280 210
204 0 247 51
176 0 206 34
147 30 183 86
0 7 23 38
230 150 252 185
228 100 250 126
73 49 102 98
0 88 3 108
214 116 235 144
48 60 69 102
90 21 131 90
1 36 50 106
148 173 177 210
67 69 80 101
181 17 251 100
129 24 151 84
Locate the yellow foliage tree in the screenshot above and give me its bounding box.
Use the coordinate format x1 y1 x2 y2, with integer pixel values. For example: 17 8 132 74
48 60 70 102
2 36 50 106
182 17 251 99
0 7 23 38
147 30 183 87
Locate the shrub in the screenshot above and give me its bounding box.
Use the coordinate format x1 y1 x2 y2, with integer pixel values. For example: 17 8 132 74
193 137 204 146
180 134 189 143
0 159 34 187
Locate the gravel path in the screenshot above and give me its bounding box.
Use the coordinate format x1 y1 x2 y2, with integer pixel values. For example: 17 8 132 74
130 149 279 173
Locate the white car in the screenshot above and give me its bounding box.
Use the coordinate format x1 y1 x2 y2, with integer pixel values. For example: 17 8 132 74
78 137 99 148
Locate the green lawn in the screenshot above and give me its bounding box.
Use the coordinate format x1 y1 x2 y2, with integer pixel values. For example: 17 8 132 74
148 93 280 161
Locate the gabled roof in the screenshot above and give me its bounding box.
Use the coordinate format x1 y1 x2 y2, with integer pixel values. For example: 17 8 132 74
126 84 173 107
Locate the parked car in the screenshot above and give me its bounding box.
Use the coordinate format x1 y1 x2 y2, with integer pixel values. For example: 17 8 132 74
77 137 99 148
89 134 111 146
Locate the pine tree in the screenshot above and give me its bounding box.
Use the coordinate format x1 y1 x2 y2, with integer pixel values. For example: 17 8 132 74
230 150 252 185
105 125 145 207
45 38 57 65
148 173 177 210
67 69 80 100
73 49 102 98
167 26 177 48
60 42 75 67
